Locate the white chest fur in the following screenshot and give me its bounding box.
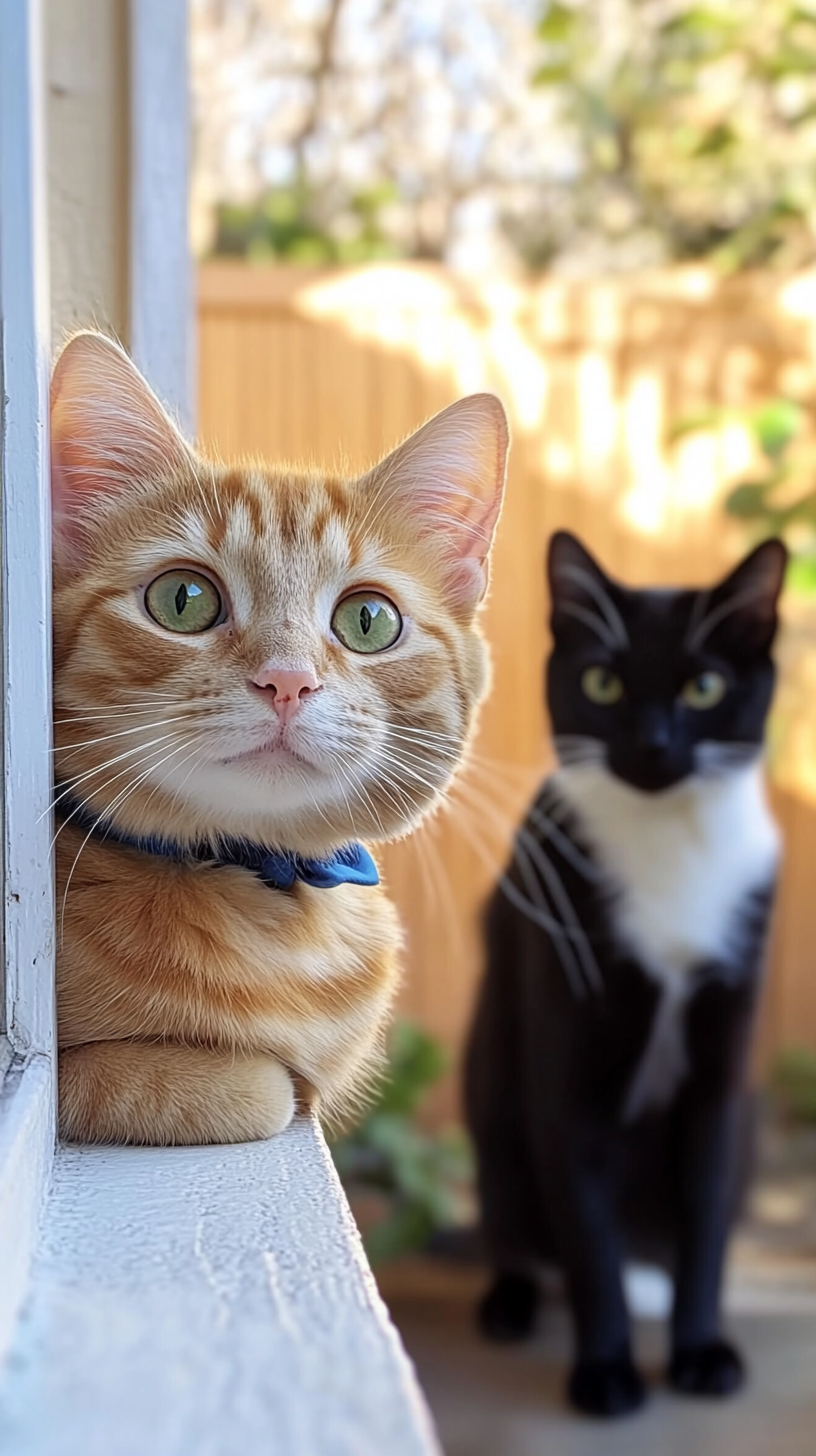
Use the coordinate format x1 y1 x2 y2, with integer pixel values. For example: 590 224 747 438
555 761 779 1120
555 761 780 986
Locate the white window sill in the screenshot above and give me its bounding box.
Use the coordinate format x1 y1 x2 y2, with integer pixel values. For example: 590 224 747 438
0 1116 440 1456
0 1054 54 1367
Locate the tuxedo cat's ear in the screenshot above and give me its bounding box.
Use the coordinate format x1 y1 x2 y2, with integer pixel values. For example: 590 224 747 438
51 331 194 563
686 538 787 654
362 393 508 613
547 531 629 650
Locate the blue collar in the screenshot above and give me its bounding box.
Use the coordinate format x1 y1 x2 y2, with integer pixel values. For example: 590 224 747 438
55 788 379 892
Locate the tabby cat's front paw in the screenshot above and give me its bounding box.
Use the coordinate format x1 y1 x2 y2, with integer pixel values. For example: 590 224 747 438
668 1338 746 1397
568 1353 647 1418
477 1271 539 1342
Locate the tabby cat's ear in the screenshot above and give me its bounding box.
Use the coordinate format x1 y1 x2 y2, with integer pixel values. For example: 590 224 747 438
363 393 508 613
50 332 193 561
547 531 629 649
686 538 788 654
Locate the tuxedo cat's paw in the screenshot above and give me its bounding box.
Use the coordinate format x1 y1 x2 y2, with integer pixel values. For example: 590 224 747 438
668 1338 746 1397
477 1272 539 1342
568 1354 647 1418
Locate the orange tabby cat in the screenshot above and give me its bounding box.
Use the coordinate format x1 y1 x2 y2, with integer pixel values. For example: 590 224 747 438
51 332 508 1145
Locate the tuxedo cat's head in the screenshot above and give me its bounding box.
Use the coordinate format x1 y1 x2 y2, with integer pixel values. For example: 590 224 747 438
546 531 786 794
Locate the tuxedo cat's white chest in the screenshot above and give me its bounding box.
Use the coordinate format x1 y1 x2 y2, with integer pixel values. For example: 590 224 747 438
555 762 780 985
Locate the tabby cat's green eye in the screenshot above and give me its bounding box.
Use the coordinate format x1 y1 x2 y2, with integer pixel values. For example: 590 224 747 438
332 592 402 654
680 671 727 710
145 570 222 634
581 665 624 705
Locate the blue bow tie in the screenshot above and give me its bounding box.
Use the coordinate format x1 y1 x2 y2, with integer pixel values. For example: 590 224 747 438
55 788 379 891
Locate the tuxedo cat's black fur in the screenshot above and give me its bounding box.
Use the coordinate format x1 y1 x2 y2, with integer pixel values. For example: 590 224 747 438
465 531 786 1418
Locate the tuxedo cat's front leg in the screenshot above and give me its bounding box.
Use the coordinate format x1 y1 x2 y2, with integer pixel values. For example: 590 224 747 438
670 1089 745 1396
669 973 758 1397
59 1041 296 1145
533 1115 646 1417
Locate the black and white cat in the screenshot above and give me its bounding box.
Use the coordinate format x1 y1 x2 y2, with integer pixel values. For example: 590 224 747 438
465 530 787 1418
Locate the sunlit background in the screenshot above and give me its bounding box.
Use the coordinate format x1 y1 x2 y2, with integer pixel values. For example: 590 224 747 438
190 4 816 1447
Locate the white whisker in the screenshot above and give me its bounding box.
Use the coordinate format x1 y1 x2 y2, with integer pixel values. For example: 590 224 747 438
558 564 630 649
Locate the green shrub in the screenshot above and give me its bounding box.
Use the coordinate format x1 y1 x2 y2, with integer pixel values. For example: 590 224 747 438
769 1046 816 1125
329 1021 473 1265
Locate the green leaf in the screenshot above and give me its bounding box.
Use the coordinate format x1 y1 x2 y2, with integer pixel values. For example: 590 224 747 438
536 3 577 43
692 121 737 157
724 481 776 519
666 407 729 444
532 62 572 85
364 1201 435 1265
770 1045 816 1124
786 554 816 595
753 399 802 460
376 1021 448 1117
660 7 736 36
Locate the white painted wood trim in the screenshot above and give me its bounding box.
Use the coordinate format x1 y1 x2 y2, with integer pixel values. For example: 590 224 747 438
0 0 56 1377
0 1119 442 1456
129 0 195 433
0 0 56 1060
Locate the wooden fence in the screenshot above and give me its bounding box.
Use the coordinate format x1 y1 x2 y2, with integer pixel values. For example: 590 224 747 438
198 262 816 1120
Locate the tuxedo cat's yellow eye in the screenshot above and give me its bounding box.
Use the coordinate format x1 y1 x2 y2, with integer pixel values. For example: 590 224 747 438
681 671 727 710
145 570 222 634
332 592 402 653
581 666 624 705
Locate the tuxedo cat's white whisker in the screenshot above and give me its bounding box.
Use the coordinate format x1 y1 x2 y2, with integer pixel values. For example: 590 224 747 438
499 871 588 999
512 836 588 977
560 564 630 649
553 735 606 764
553 734 603 747
684 583 770 653
517 827 603 994
559 603 622 650
528 804 604 883
695 742 762 779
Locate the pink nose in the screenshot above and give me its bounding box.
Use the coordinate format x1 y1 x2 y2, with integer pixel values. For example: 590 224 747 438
252 664 322 723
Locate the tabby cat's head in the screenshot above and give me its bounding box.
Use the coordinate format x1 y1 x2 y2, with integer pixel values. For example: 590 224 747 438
51 333 508 853
546 530 786 794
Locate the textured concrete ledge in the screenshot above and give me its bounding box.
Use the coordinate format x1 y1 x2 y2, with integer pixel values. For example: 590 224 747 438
0 1118 440 1456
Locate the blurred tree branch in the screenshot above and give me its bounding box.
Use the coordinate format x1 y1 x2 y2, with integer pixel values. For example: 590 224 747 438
190 0 555 264
524 0 816 272
191 0 816 272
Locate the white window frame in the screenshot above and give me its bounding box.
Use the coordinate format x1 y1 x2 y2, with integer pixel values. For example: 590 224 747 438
0 0 57 1368
129 0 195 433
